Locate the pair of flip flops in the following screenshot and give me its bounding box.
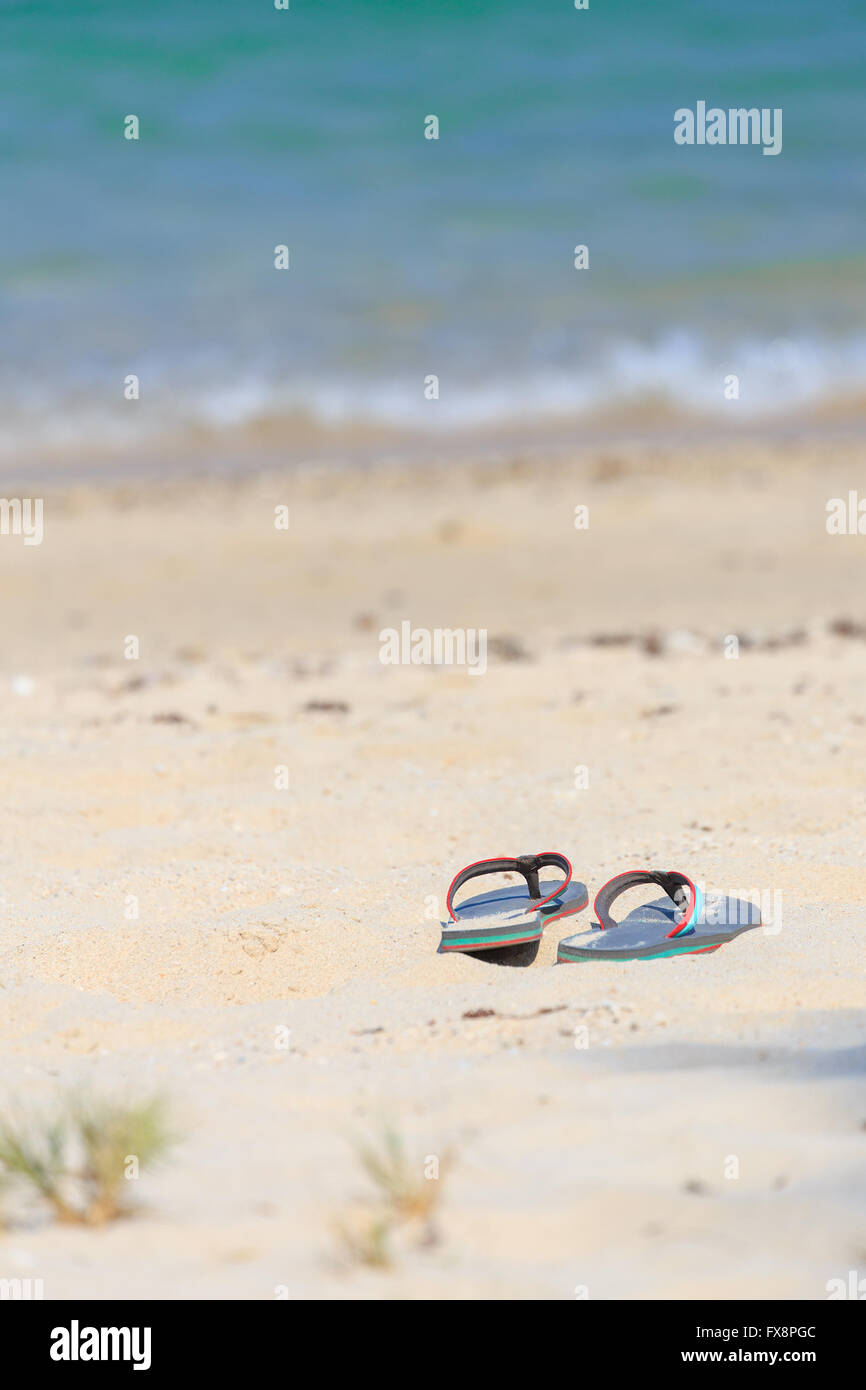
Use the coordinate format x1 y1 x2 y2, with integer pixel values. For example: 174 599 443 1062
439 854 761 962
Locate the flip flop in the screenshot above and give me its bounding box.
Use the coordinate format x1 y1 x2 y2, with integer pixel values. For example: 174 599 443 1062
440 852 588 954
556 869 761 963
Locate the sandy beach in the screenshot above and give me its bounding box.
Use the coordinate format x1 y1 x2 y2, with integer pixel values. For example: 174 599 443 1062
0 431 863 1299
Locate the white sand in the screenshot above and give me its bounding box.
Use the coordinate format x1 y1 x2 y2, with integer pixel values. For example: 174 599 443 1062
0 437 864 1298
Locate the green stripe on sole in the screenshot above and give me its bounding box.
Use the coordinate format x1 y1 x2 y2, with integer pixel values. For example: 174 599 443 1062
557 941 717 963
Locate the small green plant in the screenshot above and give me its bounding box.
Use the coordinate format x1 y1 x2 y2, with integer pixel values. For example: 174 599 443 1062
0 1113 78 1223
71 1093 176 1224
0 1091 177 1226
337 1126 448 1269
335 1210 393 1270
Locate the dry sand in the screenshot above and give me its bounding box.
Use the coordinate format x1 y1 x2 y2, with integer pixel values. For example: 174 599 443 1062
0 433 865 1299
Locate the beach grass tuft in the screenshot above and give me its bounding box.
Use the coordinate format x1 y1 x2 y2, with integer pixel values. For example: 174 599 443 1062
0 1090 177 1226
337 1125 448 1269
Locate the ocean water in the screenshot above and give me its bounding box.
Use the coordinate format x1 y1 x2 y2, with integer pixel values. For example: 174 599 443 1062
3 0 866 462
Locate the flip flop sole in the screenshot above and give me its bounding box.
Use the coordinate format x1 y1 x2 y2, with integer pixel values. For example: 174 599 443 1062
558 937 731 962
557 894 760 963
440 880 588 954
440 926 549 952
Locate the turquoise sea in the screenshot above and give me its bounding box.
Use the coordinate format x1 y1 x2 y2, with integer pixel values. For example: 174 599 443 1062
3 0 866 463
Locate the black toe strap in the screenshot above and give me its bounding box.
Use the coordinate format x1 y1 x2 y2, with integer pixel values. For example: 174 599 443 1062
446 852 572 921
593 869 698 937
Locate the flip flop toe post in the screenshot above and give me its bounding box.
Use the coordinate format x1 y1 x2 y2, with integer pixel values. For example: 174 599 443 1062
440 853 587 954
557 869 761 963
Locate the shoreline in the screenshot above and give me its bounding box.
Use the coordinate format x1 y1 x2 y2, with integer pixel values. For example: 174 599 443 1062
5 407 866 492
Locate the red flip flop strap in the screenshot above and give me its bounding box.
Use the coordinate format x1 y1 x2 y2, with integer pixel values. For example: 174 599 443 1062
593 869 697 935
446 852 572 921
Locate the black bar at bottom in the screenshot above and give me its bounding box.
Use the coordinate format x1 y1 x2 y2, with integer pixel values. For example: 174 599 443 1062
4 1297 861 1376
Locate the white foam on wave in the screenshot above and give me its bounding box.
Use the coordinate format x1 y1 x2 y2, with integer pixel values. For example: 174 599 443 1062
3 330 866 463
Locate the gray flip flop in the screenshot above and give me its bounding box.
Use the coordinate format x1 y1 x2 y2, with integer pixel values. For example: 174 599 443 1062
440 852 588 954
557 869 761 963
